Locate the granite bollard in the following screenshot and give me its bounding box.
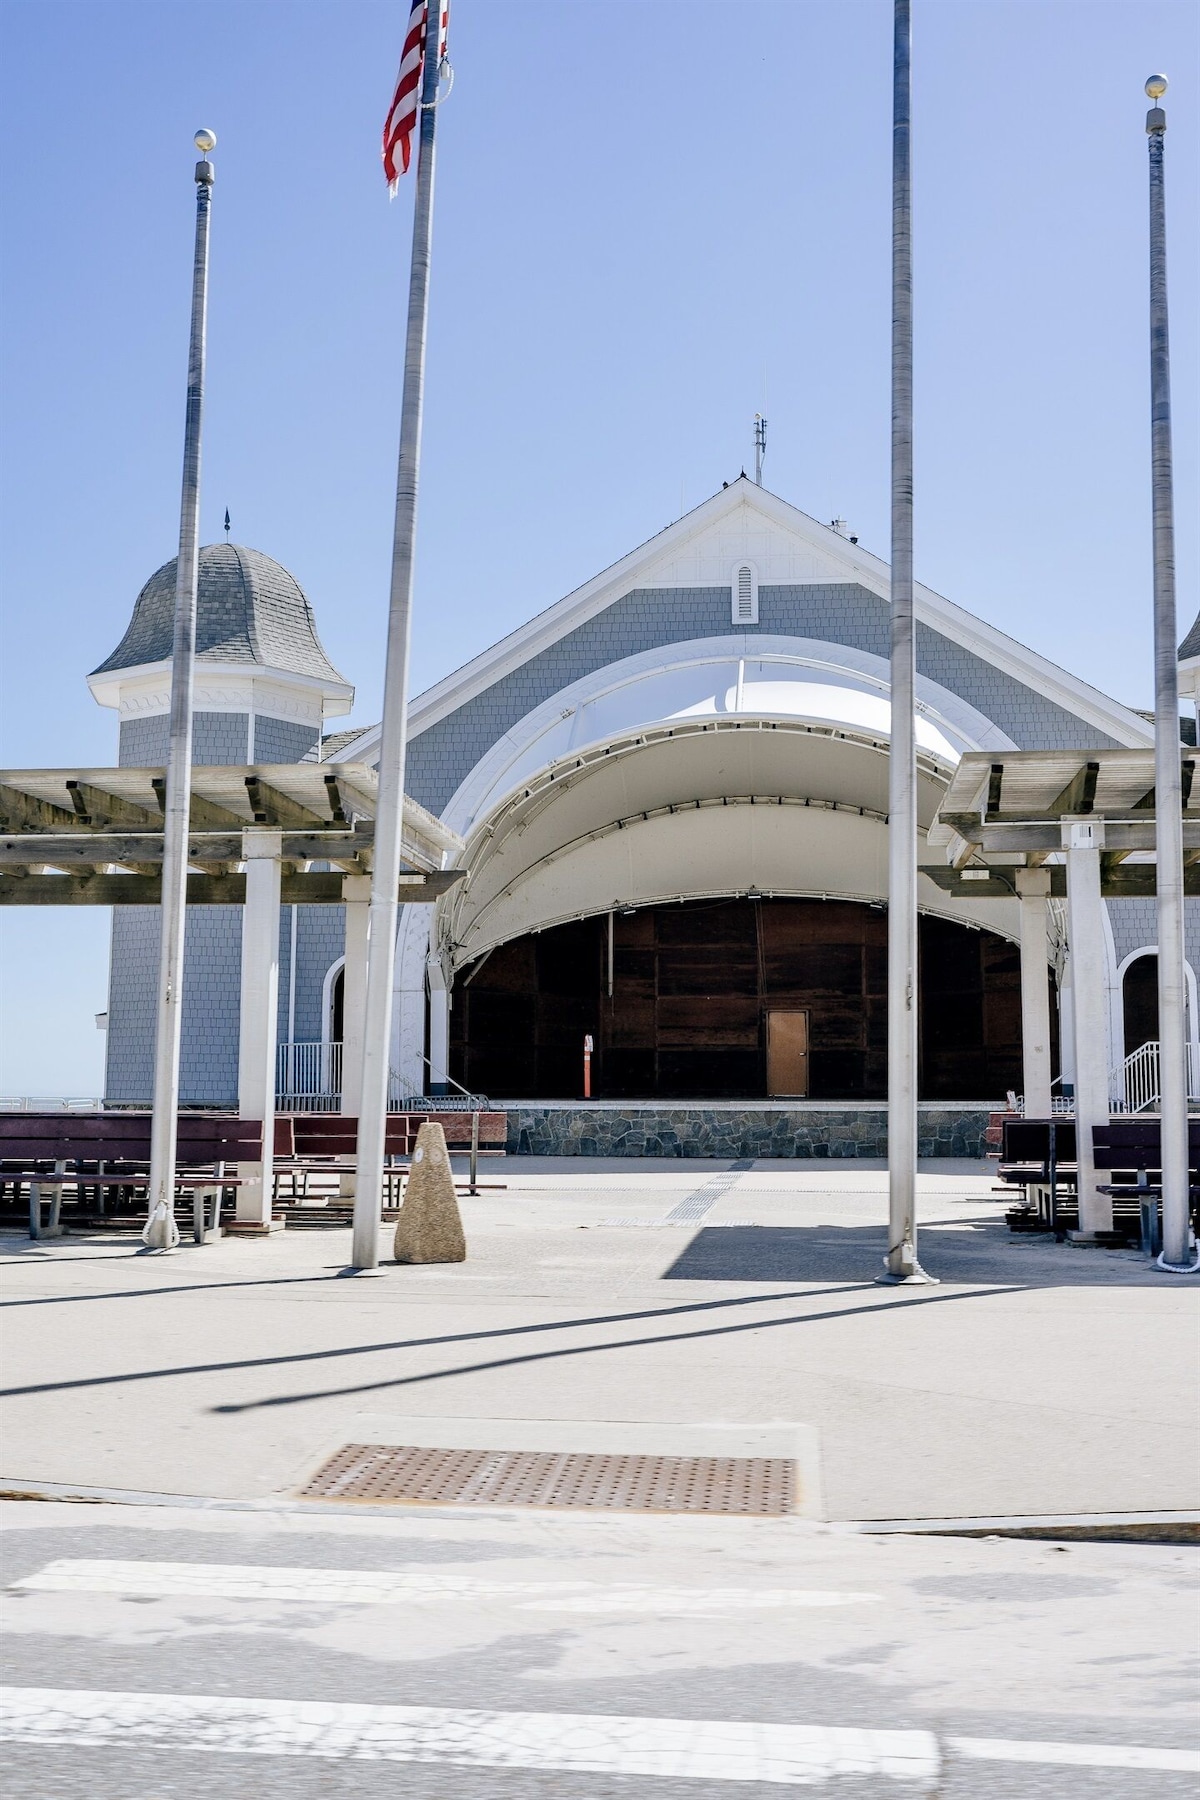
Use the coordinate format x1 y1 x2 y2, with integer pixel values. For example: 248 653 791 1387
393 1122 466 1263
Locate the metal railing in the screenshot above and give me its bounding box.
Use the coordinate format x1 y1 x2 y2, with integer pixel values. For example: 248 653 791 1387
276 1043 417 1114
398 1049 488 1110
0 1097 104 1111
1111 1040 1200 1114
276 1041 343 1113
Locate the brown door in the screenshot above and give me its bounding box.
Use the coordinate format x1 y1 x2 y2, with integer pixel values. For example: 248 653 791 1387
767 1010 809 1096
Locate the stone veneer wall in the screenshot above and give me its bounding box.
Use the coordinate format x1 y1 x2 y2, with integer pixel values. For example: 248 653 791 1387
505 1104 991 1159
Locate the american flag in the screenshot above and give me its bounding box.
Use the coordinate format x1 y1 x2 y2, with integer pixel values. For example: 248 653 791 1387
382 0 449 192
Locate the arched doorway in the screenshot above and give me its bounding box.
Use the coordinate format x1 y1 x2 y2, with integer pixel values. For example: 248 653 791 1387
449 897 1026 1102
328 964 345 1044
1122 953 1158 1057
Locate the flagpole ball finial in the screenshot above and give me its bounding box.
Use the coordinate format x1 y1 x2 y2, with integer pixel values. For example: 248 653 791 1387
1144 74 1167 100
194 128 217 153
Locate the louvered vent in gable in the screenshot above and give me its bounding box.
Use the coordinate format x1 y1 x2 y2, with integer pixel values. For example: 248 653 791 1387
731 561 758 625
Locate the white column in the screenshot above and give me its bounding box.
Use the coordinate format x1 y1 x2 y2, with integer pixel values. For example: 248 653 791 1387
393 905 431 1100
237 829 282 1225
1016 868 1054 1117
340 875 371 1117
1062 818 1112 1237
427 955 449 1096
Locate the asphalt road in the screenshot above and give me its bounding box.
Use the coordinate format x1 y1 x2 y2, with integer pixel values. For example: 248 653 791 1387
2 1499 1197 1798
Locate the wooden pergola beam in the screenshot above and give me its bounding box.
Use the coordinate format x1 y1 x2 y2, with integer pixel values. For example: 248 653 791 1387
66 780 161 830
0 785 79 833
243 775 328 830
0 869 462 906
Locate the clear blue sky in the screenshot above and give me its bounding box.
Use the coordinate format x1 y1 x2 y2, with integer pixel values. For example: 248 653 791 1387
1 0 1197 1093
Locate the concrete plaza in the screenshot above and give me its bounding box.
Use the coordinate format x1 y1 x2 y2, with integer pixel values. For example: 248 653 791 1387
2 1157 1196 1523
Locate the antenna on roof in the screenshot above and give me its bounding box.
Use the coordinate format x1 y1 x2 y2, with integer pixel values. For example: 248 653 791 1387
223 507 231 539
754 414 767 486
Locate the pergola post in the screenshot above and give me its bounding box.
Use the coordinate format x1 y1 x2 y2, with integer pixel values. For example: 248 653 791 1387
1062 818 1112 1237
428 957 450 1097
1016 868 1054 1118
236 828 282 1225
394 907 431 1101
339 875 371 1117
336 874 371 1201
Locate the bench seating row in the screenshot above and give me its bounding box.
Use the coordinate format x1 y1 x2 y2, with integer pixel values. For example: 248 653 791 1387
0 1111 507 1239
997 1115 1200 1245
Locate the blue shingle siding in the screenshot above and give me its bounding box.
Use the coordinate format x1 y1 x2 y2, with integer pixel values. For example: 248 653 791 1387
118 716 170 767
292 906 346 1042
104 906 242 1106
1108 898 1157 968
1108 896 1200 988
109 711 249 1101
106 709 331 1106
104 909 158 1103
117 712 251 768
404 583 1123 814
194 712 251 766
253 716 320 763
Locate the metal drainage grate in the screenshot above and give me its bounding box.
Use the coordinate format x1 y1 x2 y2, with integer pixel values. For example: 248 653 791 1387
301 1443 795 1515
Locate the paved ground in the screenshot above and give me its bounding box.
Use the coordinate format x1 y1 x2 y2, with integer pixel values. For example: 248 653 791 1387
2 1158 1198 1795
2 1499 1197 1797
1 1159 1196 1520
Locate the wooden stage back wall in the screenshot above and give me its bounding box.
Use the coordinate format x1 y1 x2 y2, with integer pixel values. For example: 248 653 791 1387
450 898 1043 1103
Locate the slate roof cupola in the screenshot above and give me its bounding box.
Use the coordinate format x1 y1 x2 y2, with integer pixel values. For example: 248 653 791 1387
91 542 348 683
88 542 353 724
1178 609 1200 668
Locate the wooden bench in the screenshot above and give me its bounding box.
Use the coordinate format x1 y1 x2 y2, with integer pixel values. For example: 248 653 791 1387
275 1116 416 1208
272 1112 508 1217
1092 1120 1200 1252
997 1118 1077 1236
0 1113 262 1242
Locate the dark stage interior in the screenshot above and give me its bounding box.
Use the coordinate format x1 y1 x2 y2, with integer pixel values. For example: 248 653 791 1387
449 897 1051 1103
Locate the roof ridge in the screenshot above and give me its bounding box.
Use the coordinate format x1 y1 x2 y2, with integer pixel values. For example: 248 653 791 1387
231 542 261 663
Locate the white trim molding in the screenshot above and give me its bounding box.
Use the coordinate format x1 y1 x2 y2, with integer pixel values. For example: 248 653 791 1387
348 480 1151 753
320 956 345 1045
731 559 759 626
88 660 353 723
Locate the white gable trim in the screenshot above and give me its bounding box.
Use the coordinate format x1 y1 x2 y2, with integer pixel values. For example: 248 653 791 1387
388 479 1150 753
439 633 1017 840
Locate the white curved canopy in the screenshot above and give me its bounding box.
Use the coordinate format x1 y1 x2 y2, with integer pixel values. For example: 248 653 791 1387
443 635 1014 843
436 715 1018 973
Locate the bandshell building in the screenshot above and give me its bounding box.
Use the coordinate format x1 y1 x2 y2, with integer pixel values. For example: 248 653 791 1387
93 479 1195 1143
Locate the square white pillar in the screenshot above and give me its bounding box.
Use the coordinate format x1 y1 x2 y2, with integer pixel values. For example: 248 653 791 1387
428 956 450 1097
393 906 432 1100
1016 868 1054 1118
339 874 371 1117
237 829 282 1225
1062 818 1112 1237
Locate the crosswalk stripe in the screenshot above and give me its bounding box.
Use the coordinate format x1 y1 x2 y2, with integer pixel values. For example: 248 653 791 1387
14 1559 878 1614
951 1735 1200 1774
0 1688 940 1785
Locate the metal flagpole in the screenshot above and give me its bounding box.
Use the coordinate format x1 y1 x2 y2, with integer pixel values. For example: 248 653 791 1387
352 3 443 1270
144 129 216 1252
1144 77 1194 1272
883 0 932 1283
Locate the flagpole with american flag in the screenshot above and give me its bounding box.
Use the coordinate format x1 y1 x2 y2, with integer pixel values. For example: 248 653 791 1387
352 0 449 1271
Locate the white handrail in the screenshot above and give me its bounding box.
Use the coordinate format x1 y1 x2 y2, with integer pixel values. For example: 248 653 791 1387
1111 1039 1200 1113
276 1042 404 1114
0 1097 104 1111
276 1041 343 1113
